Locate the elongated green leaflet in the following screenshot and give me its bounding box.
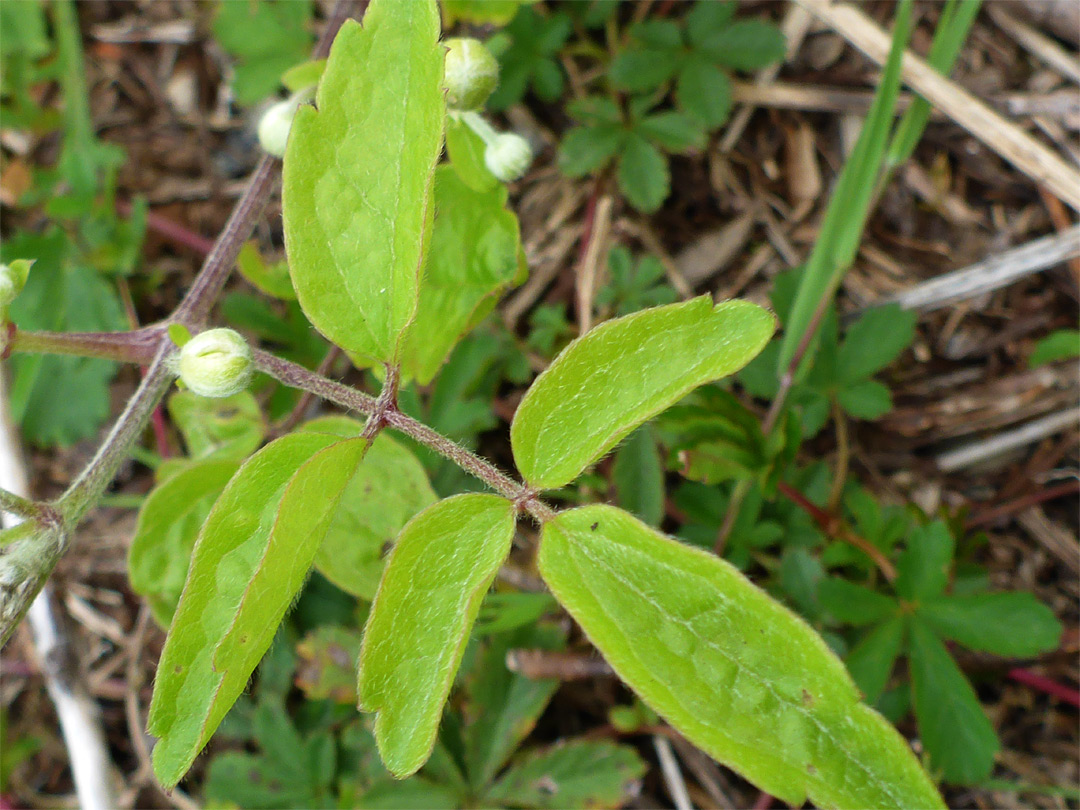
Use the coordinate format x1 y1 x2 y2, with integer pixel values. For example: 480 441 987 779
512 297 774 490
358 494 516 778
149 434 369 787
538 505 943 809
128 459 240 626
299 416 437 600
283 0 444 365
400 166 525 384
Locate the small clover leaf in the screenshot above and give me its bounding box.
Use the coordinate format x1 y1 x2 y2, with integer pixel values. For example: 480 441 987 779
558 96 704 213
486 7 572 110
610 1 784 128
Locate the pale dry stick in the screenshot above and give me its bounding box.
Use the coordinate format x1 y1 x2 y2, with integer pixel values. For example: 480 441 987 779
0 374 116 810
936 407 1080 472
674 206 760 288
627 218 694 298
120 606 200 810
731 79 1080 121
669 737 738 810
987 5 1080 85
576 195 614 333
798 0 1080 211
503 227 579 330
654 735 696 810
870 225 1080 314
719 3 814 153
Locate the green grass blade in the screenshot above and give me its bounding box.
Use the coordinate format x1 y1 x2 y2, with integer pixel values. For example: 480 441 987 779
778 0 913 377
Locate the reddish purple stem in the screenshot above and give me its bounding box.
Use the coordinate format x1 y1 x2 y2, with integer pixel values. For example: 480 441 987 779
1007 668 1080 708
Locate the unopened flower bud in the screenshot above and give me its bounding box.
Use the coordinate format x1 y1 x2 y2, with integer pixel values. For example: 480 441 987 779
484 132 532 182
258 98 301 158
177 328 253 398
0 272 17 309
443 38 499 112
0 260 31 308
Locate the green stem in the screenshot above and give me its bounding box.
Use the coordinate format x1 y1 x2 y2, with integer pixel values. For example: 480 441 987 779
57 346 176 525
0 488 55 524
461 111 499 146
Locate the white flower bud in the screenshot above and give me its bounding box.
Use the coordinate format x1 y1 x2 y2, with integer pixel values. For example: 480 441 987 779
484 133 532 182
177 328 253 398
0 271 17 309
0 260 30 308
443 38 499 112
258 98 300 158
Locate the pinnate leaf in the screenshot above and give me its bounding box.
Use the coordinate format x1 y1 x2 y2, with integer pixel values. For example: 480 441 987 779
357 494 516 778
676 59 732 127
635 110 706 152
511 297 774 490
283 0 444 365
609 49 677 93
538 505 943 809
908 618 999 784
148 433 369 787
919 592 1061 657
558 125 624 177
837 379 892 420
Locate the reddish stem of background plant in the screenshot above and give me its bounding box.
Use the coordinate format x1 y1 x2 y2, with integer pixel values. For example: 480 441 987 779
1007 668 1080 708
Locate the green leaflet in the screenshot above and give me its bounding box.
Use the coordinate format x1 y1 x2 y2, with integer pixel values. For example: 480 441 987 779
538 505 944 809
512 297 774 490
400 166 526 385
148 434 369 787
128 459 240 626
463 623 565 788
357 494 516 778
612 426 664 526
299 416 437 600
484 740 646 809
445 116 498 191
282 0 444 365
908 618 999 784
919 591 1062 658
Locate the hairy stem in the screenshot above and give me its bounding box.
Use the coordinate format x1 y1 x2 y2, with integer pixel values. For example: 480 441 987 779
9 326 163 365
0 488 56 524
58 347 177 525
253 351 555 522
